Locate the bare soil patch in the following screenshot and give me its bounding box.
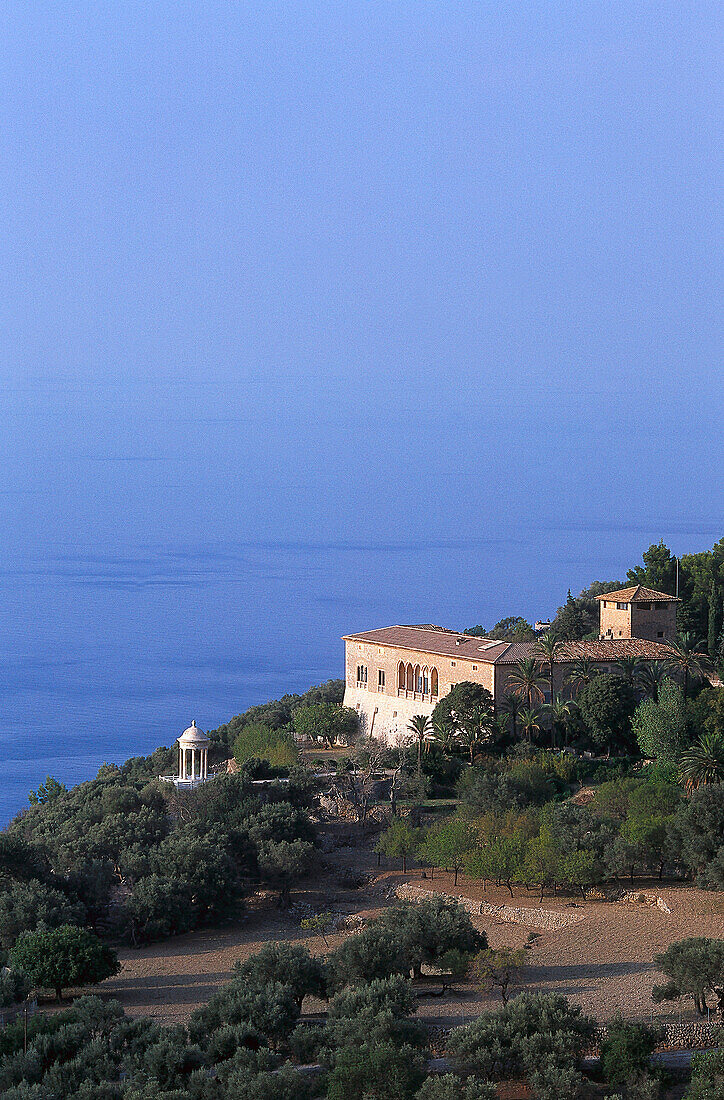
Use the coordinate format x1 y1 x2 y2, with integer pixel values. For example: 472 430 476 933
100 828 724 1030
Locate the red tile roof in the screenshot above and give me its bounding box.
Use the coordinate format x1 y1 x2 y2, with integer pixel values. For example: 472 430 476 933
493 638 675 663
596 585 680 603
343 626 674 665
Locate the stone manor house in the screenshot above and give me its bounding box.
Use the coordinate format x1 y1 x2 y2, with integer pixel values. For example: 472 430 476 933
343 586 679 743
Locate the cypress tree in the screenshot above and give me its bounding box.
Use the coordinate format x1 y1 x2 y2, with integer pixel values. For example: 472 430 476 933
708 581 720 657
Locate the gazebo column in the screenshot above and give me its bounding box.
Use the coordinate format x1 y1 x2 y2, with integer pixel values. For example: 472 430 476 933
179 743 185 781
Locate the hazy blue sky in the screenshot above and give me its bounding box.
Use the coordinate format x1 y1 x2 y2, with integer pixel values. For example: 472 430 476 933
4 2 722 561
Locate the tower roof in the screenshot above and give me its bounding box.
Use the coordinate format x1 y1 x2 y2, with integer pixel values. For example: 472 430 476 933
595 585 680 603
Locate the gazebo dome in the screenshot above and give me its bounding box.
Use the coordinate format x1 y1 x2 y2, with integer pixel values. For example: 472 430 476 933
178 719 210 746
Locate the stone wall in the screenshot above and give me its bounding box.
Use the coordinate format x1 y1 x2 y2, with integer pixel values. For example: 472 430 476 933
395 883 587 930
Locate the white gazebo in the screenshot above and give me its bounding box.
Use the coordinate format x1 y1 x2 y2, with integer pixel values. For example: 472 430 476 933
160 720 212 789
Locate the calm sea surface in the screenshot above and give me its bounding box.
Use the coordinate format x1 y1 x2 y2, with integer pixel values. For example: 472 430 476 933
1 526 719 825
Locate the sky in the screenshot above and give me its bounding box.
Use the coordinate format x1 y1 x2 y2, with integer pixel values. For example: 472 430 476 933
3 1 722 564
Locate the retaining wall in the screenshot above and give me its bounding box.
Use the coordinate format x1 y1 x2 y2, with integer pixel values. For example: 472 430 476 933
395 883 587 930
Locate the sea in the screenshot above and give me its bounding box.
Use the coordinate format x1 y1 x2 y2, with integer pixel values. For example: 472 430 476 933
1 523 720 825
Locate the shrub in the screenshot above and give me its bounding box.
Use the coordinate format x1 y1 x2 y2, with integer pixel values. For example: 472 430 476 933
416 1076 496 1100
688 1047 724 1100
0 879 85 949
328 925 411 989
122 875 195 944
326 1040 426 1100
600 1017 661 1088
0 968 29 1008
188 980 300 1047
234 942 327 1008
377 897 485 979
448 992 595 1083
233 723 298 769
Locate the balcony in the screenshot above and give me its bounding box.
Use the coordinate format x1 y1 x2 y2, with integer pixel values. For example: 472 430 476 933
397 689 438 703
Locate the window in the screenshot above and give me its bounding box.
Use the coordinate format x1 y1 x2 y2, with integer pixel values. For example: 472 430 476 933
431 668 438 696
451 660 456 667
393 711 398 718
657 631 664 638
472 664 478 670
616 602 628 610
356 665 368 686
637 602 652 611
378 669 385 690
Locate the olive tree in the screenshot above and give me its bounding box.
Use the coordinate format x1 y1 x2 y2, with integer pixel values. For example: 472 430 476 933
10 925 120 1002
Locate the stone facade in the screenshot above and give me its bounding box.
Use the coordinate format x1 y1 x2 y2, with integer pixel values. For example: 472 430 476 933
344 589 679 745
598 586 678 642
344 634 495 742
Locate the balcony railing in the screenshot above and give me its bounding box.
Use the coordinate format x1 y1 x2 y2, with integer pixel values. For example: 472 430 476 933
158 775 214 790
396 689 438 702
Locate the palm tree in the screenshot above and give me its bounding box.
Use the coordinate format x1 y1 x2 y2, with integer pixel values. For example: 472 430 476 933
518 706 541 745
614 656 643 686
637 660 667 702
665 632 713 700
457 703 494 764
491 714 509 744
430 716 456 755
501 693 522 742
535 633 562 704
506 657 546 709
407 714 432 776
679 731 724 791
566 657 597 695
543 694 573 749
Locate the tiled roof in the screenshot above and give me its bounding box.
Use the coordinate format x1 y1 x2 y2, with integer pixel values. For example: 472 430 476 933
342 625 510 663
493 638 675 663
596 585 680 603
343 626 674 665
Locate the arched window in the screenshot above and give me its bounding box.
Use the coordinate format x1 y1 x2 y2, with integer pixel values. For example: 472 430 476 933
406 663 414 691
414 664 422 692
430 668 439 697
422 666 429 694
398 662 406 690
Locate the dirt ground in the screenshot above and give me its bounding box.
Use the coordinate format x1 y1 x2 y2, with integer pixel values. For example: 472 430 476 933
100 826 724 1031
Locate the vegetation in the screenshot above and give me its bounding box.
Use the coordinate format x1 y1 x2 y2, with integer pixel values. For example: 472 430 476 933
687 1048 724 1100
1 904 626 1098
233 722 299 768
472 946 526 1004
210 678 345 742
599 1017 662 1093
0 743 320 959
447 992 596 1099
633 678 687 763
10 924 119 1002
652 937 724 1015
375 819 421 873
293 702 359 747
576 674 637 755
